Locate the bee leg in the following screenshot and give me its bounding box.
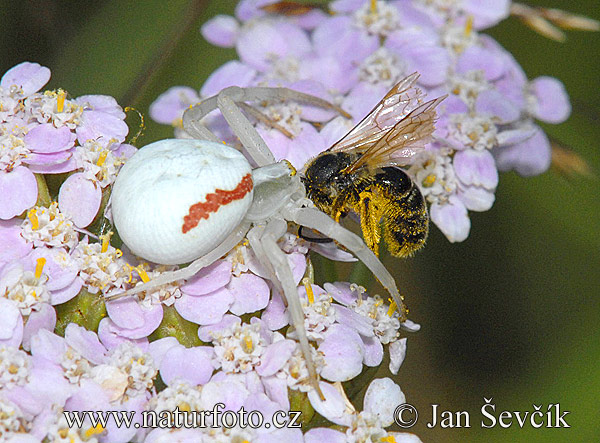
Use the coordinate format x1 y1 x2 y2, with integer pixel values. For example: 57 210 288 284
284 206 407 321
358 190 383 255
259 217 324 399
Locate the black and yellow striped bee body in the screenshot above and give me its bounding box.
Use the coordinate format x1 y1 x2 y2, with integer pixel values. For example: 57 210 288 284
303 151 428 257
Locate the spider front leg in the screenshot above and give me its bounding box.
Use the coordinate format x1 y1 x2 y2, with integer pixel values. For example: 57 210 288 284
257 217 325 399
182 86 349 167
106 221 251 302
284 206 408 321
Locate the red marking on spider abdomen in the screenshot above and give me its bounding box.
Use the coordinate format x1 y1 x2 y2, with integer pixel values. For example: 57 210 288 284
182 173 253 234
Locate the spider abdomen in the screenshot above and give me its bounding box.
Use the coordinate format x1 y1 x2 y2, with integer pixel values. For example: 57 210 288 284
111 139 253 265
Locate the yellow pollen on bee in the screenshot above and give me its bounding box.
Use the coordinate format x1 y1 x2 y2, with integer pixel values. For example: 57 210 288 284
96 151 108 167
35 257 46 279
84 424 105 438
370 0 377 14
242 335 254 353
302 277 314 304
56 89 66 113
464 15 474 37
27 209 39 230
423 174 436 187
387 298 397 317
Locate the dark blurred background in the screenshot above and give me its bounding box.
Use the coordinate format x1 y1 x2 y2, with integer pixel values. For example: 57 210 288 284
2 0 598 441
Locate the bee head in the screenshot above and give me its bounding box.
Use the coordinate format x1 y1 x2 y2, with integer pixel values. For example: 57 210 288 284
303 153 350 188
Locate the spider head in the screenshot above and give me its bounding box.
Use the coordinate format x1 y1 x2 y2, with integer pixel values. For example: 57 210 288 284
245 161 301 221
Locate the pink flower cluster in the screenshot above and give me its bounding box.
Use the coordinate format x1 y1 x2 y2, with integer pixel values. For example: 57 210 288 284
154 0 571 242
0 62 416 441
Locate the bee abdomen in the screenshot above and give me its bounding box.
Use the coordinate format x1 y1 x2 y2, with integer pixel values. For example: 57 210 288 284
377 168 429 257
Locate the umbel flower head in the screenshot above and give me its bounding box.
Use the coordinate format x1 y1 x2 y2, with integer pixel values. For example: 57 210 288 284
151 0 579 243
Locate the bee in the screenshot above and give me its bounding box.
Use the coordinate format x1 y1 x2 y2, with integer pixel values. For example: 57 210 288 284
302 73 445 257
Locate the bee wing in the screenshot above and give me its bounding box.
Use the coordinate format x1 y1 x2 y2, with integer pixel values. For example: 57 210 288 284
328 72 423 153
344 94 446 173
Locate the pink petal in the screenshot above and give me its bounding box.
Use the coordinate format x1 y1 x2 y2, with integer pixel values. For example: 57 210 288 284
198 314 241 342
0 298 21 341
430 196 471 243
1 62 50 95
389 338 407 375
50 276 83 305
74 95 126 119
22 303 56 351
201 15 240 48
453 149 498 190
58 173 101 228
175 287 234 325
75 110 128 146
0 219 32 265
261 289 289 331
149 86 199 125
160 345 214 386
181 260 232 296
530 76 571 124
64 323 107 365
0 166 37 220
201 61 258 98
256 339 296 377
24 124 75 153
97 317 149 352
104 302 163 339
318 324 364 382
362 335 383 367
228 273 270 315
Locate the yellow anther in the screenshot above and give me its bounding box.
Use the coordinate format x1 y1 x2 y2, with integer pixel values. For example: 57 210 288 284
242 335 254 353
423 174 436 187
8 364 19 374
96 150 108 167
374 299 383 308
179 401 191 412
56 89 66 113
115 248 123 258
387 298 397 317
370 0 377 14
124 264 134 284
303 277 314 304
84 423 105 438
136 266 150 283
100 231 113 253
381 436 397 443
464 15 474 36
27 209 39 230
34 257 46 279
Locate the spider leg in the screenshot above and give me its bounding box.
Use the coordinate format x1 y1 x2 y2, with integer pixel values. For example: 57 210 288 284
183 86 350 167
259 217 324 399
105 222 251 302
284 206 407 321
183 87 276 167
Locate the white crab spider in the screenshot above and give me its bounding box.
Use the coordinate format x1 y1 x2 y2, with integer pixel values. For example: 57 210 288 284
110 86 414 396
